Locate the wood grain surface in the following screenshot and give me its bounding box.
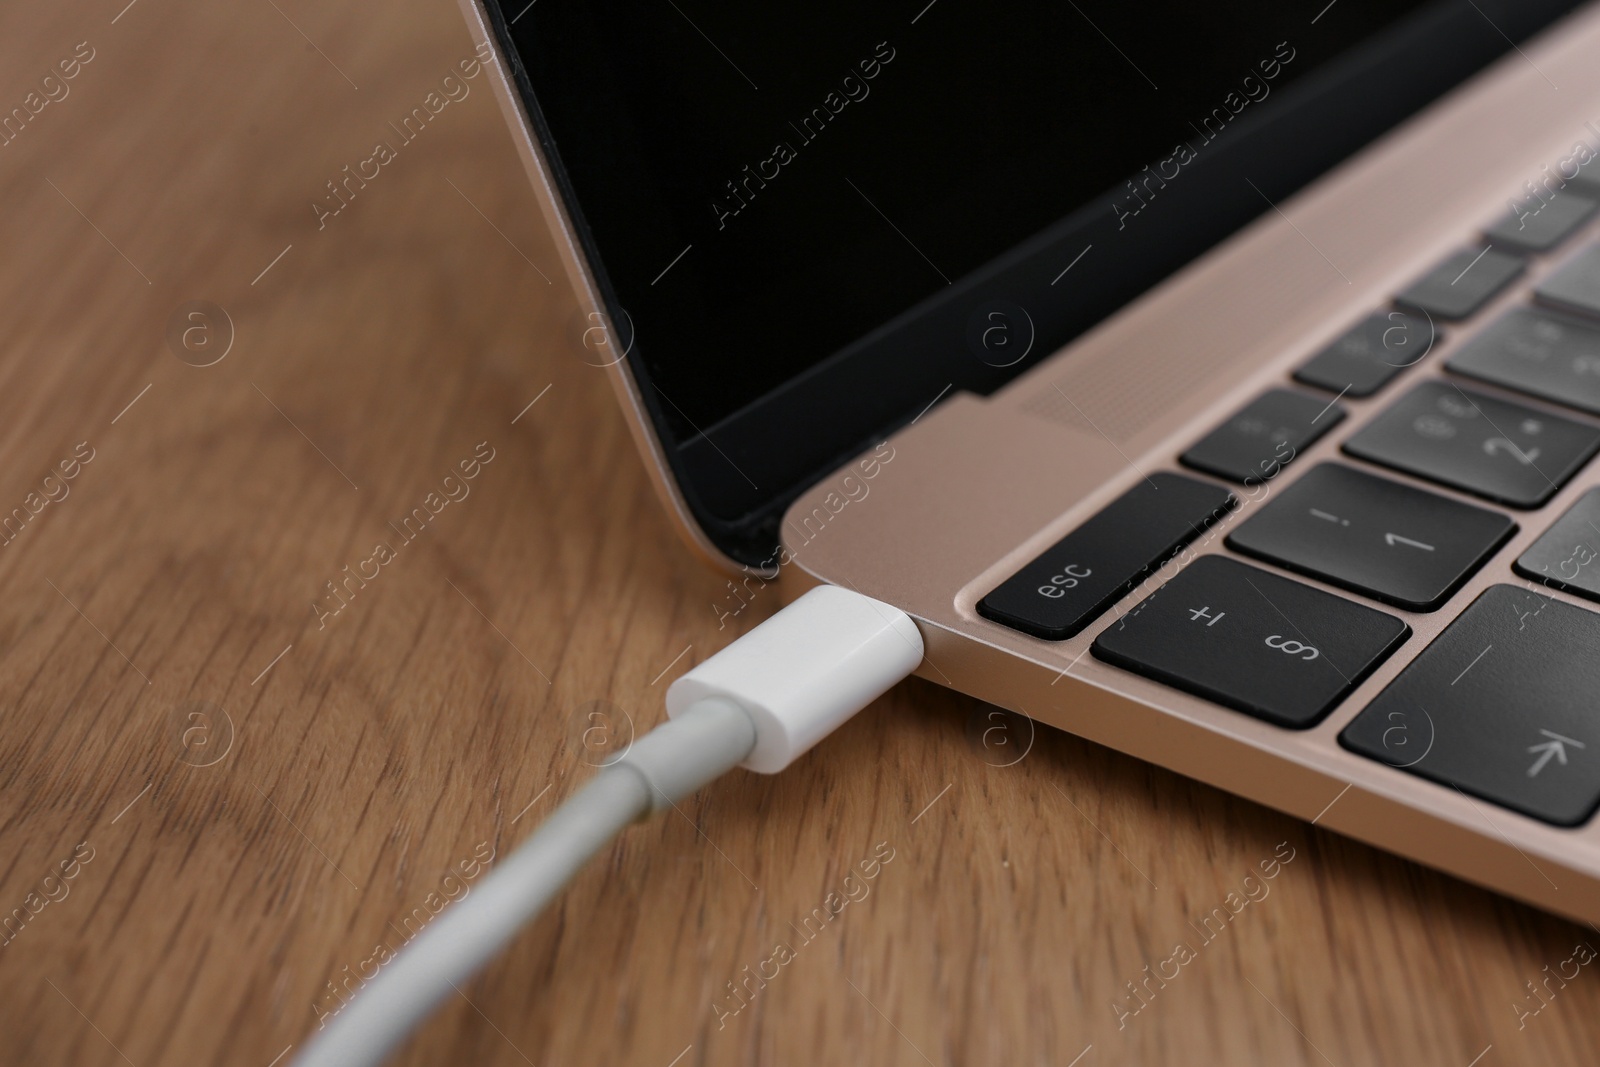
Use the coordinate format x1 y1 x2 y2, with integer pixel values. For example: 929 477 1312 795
1 2 1597 1065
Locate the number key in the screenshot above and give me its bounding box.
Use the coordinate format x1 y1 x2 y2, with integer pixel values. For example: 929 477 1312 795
1226 463 1515 610
1342 380 1600 507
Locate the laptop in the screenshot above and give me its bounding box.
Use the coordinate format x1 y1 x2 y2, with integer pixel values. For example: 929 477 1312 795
461 0 1600 924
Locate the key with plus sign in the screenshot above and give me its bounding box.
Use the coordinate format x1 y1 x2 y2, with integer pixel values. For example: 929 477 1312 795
1094 556 1409 729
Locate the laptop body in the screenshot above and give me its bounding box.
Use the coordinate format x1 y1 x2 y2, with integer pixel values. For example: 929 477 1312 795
463 0 1600 924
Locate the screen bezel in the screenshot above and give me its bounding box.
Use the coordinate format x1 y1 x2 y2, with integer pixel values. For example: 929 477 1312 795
481 0 1582 567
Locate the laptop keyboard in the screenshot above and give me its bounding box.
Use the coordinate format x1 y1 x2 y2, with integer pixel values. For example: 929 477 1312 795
980 158 1600 827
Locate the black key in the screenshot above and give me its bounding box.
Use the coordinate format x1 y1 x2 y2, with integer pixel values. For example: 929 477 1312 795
1341 585 1600 826
1092 555 1408 729
978 473 1234 640
1512 487 1600 601
1536 244 1600 319
1483 190 1597 252
1294 311 1438 398
1449 307 1600 416
1180 388 1342 484
1226 463 1515 610
1342 380 1600 508
1568 155 1600 197
1395 247 1523 320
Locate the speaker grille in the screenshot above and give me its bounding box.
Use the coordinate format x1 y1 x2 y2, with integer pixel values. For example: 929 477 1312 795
1020 339 1251 443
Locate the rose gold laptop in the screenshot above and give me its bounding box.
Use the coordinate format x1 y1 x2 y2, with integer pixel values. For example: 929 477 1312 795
463 0 1600 924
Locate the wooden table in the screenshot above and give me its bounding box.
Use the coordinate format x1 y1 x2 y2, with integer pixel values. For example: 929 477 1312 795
2 2 1596 1064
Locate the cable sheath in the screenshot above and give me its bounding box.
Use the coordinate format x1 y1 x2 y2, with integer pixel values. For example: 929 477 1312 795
293 698 756 1067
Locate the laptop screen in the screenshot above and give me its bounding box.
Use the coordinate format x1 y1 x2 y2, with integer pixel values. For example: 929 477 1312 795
491 0 1582 564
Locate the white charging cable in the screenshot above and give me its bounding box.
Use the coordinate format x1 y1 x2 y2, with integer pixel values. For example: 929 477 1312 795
293 584 923 1067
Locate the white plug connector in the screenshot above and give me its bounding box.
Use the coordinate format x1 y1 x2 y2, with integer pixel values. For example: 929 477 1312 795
666 584 924 773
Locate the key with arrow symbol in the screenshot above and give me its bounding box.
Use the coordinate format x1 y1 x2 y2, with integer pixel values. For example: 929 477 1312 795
1341 588 1600 825
1528 729 1585 777
1385 532 1435 552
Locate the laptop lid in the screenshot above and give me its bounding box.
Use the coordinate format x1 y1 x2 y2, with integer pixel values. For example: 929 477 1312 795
482 0 1581 566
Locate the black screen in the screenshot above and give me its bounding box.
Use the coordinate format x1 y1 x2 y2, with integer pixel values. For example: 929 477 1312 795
492 0 1582 564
